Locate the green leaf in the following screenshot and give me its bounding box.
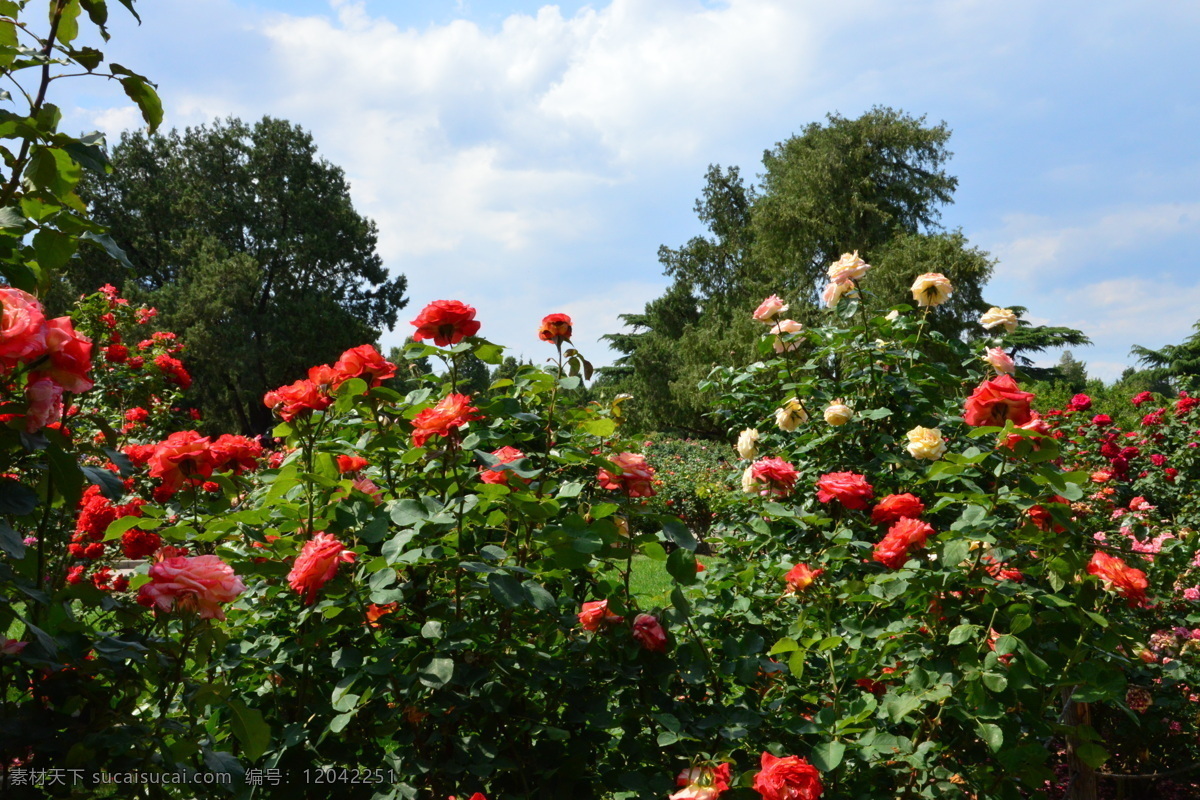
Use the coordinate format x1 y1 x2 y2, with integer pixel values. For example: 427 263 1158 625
982 672 1008 693
474 342 504 364
1075 742 1110 769
808 741 845 772
666 547 697 585
977 722 1004 753
55 0 82 45
523 580 557 612
0 521 25 559
82 465 124 501
947 624 978 646
488 573 526 609
581 418 616 438
769 637 800 656
227 700 271 762
33 227 77 271
0 479 37 515
110 64 162 132
661 517 697 552
418 657 454 688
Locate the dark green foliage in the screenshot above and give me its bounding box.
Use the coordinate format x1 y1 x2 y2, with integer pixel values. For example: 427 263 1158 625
1132 319 1200 392
68 117 408 432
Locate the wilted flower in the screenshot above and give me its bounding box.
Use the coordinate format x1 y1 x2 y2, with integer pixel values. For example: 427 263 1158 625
775 398 808 431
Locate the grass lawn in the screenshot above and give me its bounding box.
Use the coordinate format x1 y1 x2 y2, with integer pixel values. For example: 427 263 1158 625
629 554 722 607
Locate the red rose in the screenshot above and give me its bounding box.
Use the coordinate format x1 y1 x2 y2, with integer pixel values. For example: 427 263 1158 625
752 752 823 800
962 375 1034 427
210 434 263 474
411 393 483 447
1092 413 1114 426
410 300 481 346
873 517 934 570
815 471 873 510
578 599 623 632
597 452 656 497
538 313 573 345
1131 391 1153 407
784 563 823 594
148 430 216 492
632 613 668 652
153 354 191 389
122 528 162 560
748 456 799 497
1087 551 1148 606
333 344 397 387
479 445 526 485
288 532 356 605
1067 393 1092 412
870 493 925 526
336 455 370 474
264 378 333 422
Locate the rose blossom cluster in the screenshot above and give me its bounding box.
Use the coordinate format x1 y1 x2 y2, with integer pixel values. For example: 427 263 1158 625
130 431 264 498
0 287 94 432
264 344 396 422
820 252 868 307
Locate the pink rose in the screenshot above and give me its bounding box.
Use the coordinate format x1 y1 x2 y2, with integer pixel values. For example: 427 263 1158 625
982 347 1015 375
0 287 47 368
632 613 667 652
753 295 789 323
23 378 62 432
136 555 247 620
288 532 357 605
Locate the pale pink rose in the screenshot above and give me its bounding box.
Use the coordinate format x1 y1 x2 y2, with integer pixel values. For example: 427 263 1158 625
770 319 804 353
0 287 48 367
1183 587 1200 601
136 555 247 620
911 272 954 307
24 378 62 432
828 251 870 283
0 638 26 655
753 295 789 323
822 280 855 308
983 347 1015 375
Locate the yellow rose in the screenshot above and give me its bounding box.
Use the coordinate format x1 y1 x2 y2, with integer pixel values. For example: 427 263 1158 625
736 428 760 459
775 398 808 431
828 250 871 283
910 272 954 307
824 400 853 426
906 426 947 460
980 307 1018 334
741 465 757 494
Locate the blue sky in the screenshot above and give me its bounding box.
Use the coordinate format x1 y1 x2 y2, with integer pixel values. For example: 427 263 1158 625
56 0 1200 380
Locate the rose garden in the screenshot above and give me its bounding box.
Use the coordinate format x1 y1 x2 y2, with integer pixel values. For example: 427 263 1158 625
3 3 1200 800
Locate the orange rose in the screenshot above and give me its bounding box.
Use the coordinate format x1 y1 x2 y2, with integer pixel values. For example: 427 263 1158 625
752 752 823 800
538 313 572 345
962 375 1035 427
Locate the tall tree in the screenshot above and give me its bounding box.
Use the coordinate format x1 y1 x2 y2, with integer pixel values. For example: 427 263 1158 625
70 117 407 432
1131 320 1200 391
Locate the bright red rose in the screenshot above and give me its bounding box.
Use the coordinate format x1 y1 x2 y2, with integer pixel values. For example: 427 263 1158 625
264 378 333 421
365 602 397 628
136 554 246 620
288 532 357 605
870 493 925 526
784 563 823 594
1087 551 1148 606
480 445 526 485
1092 413 1114 426
748 456 799 497
411 393 483 447
307 363 339 389
336 455 370 474
873 517 934 570
148 431 216 492
577 599 623 631
1067 393 1092 412
0 287 47 368
410 300 481 346
815 471 873 510
210 434 263 474
632 613 668 652
1131 391 1154 407
31 317 93 393
597 452 656 497
333 344 397 387
962 374 1035 427
538 313 572 345
122 528 162 560
752 752 823 800
153 354 191 389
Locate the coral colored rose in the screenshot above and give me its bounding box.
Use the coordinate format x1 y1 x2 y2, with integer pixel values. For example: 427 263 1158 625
775 398 807 431
264 378 332 421
905 426 946 460
821 280 854 308
480 445 527 485
962 375 1035 427
672 763 732 800
736 428 760 459
578 599 623 631
770 319 804 353
1087 551 1149 606
148 430 216 492
823 400 852 426
747 457 799 497
871 493 926 526
873 517 934 569
333 344 397 387
753 295 789 323
828 251 870 284
752 752 823 800
30 317 94 393
136 554 246 620
336 455 370 474
24 378 62 432
982 347 1016 375
0 287 48 368
784 563 823 594
410 299 481 346
911 272 953 307
816 471 873 510
210 434 262 474
288 532 357 605
366 602 398 627
980 307 1018 334
597 452 656 497
1000 413 1050 452
538 313 572 345
411 393 483 447
632 613 668 652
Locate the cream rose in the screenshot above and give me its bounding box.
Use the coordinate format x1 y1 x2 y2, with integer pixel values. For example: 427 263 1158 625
906 426 947 460
822 280 855 308
775 398 808 432
736 428 760 459
824 400 853 426
980 307 1018 334
828 250 870 284
741 465 757 494
911 273 954 307
770 319 804 353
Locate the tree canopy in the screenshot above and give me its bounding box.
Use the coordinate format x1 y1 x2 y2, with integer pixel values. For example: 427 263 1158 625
68 116 407 432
